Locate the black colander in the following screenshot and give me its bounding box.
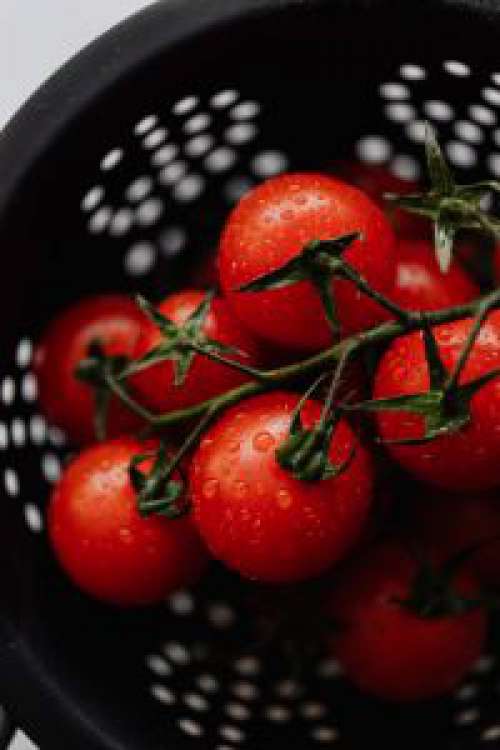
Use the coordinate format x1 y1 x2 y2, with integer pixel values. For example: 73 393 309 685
2 0 500 747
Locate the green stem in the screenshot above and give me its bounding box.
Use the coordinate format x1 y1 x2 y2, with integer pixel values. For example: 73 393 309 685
189 342 268 382
340 263 415 324
445 294 499 393
152 378 268 428
312 275 340 339
104 370 156 423
165 408 217 476
113 289 500 433
320 345 354 424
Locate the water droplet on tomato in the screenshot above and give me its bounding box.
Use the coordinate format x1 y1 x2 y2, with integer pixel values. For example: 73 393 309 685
202 478 219 498
119 528 133 543
234 480 248 498
253 431 275 452
276 488 292 509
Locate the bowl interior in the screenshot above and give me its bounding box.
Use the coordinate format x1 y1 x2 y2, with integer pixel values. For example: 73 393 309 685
2 3 500 748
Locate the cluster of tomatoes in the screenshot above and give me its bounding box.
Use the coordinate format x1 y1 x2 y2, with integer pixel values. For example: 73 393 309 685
34 160 500 703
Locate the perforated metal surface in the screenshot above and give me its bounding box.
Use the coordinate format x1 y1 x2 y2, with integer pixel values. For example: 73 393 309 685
3 8 500 747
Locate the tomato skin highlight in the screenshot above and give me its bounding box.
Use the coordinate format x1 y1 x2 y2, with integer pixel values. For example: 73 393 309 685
35 295 146 444
190 392 373 583
391 238 479 312
219 173 396 352
131 290 261 414
48 438 209 606
410 489 500 588
373 311 500 492
327 542 486 702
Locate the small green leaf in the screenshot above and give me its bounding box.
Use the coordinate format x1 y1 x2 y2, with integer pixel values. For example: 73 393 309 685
136 295 177 334
124 342 177 377
384 192 441 219
311 274 339 338
201 337 246 359
434 212 456 273
185 289 215 330
395 415 468 446
173 349 196 386
421 320 448 391
238 257 306 293
308 232 362 260
425 123 454 196
350 392 442 415
456 180 500 197
138 480 186 518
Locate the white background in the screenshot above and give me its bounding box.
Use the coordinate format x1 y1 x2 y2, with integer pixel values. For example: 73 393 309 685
0 0 152 129
2 2 155 746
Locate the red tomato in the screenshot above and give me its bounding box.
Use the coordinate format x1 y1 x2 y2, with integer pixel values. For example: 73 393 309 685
410 489 500 588
35 295 145 444
327 541 486 701
190 392 373 583
391 238 479 312
373 312 500 491
332 161 430 239
131 290 261 414
219 173 396 352
48 438 208 606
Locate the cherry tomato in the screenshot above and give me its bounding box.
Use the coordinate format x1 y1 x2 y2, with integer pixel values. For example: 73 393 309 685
391 238 479 312
190 392 373 583
35 295 145 444
48 438 209 606
373 312 500 491
131 290 261 414
327 541 486 701
219 173 396 352
409 489 500 588
332 161 429 238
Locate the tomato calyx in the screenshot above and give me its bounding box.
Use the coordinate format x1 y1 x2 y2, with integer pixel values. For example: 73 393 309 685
396 544 492 619
237 231 361 338
277 363 355 482
387 124 500 272
75 341 131 440
129 443 188 519
350 304 500 445
238 230 413 334
128 292 245 387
